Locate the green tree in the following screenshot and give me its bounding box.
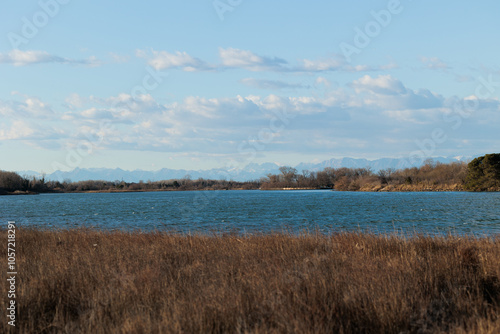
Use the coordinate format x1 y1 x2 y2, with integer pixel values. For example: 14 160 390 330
464 153 500 191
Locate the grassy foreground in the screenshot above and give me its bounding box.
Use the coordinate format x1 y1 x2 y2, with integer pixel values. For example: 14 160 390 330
2 229 500 333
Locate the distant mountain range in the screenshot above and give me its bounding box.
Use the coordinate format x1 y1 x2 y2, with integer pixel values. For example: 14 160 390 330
19 156 473 183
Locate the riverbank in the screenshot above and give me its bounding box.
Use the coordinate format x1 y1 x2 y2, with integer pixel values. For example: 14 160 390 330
0 186 260 195
0 186 490 195
0 190 39 196
359 182 465 192
3 229 499 333
261 184 467 191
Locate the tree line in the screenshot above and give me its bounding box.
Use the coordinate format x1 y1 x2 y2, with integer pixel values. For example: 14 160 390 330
1 154 499 194
260 154 500 192
0 173 260 195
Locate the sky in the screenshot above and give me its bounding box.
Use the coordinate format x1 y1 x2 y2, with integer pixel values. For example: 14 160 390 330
0 0 499 173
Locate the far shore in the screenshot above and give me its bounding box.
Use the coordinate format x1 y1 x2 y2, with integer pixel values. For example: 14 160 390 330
3 155 500 194
3 184 498 196
0 186 484 196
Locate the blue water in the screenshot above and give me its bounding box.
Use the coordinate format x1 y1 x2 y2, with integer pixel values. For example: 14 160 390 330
1 190 499 235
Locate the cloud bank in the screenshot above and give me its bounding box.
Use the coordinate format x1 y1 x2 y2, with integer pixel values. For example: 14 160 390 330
2 75 499 160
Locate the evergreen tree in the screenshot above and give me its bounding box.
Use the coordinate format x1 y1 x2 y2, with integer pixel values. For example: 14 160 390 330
464 153 500 191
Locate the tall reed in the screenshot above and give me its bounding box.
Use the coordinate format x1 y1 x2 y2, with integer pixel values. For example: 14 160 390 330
1 228 499 333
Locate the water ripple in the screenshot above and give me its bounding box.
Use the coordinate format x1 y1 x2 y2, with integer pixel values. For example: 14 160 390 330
1 190 499 235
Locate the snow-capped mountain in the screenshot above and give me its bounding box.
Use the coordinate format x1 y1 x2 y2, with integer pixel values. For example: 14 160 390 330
19 156 474 183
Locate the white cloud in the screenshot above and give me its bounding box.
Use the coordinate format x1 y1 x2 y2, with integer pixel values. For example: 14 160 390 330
350 75 444 111
135 47 394 75
298 58 397 73
0 94 54 119
300 57 344 71
219 47 288 71
0 49 100 66
23 97 53 117
0 120 35 140
136 49 211 71
5 75 496 158
352 75 407 95
0 119 60 142
0 50 58 66
80 108 114 119
64 93 86 110
314 77 333 90
383 108 447 124
420 56 450 70
345 64 373 72
240 78 308 90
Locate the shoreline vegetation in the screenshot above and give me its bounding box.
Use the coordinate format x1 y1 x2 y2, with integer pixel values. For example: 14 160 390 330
2 228 499 333
1 154 499 195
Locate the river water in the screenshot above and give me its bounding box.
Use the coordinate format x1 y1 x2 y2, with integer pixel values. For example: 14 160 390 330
1 190 499 235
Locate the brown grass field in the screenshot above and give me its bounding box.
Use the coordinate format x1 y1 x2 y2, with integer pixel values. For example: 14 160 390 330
1 228 500 333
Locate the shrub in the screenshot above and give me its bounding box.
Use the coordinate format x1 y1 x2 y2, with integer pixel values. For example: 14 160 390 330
464 153 500 191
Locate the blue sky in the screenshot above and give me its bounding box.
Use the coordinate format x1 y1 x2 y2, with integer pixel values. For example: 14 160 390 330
1 0 499 173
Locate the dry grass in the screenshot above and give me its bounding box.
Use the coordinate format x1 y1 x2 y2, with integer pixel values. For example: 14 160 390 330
1 228 500 333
